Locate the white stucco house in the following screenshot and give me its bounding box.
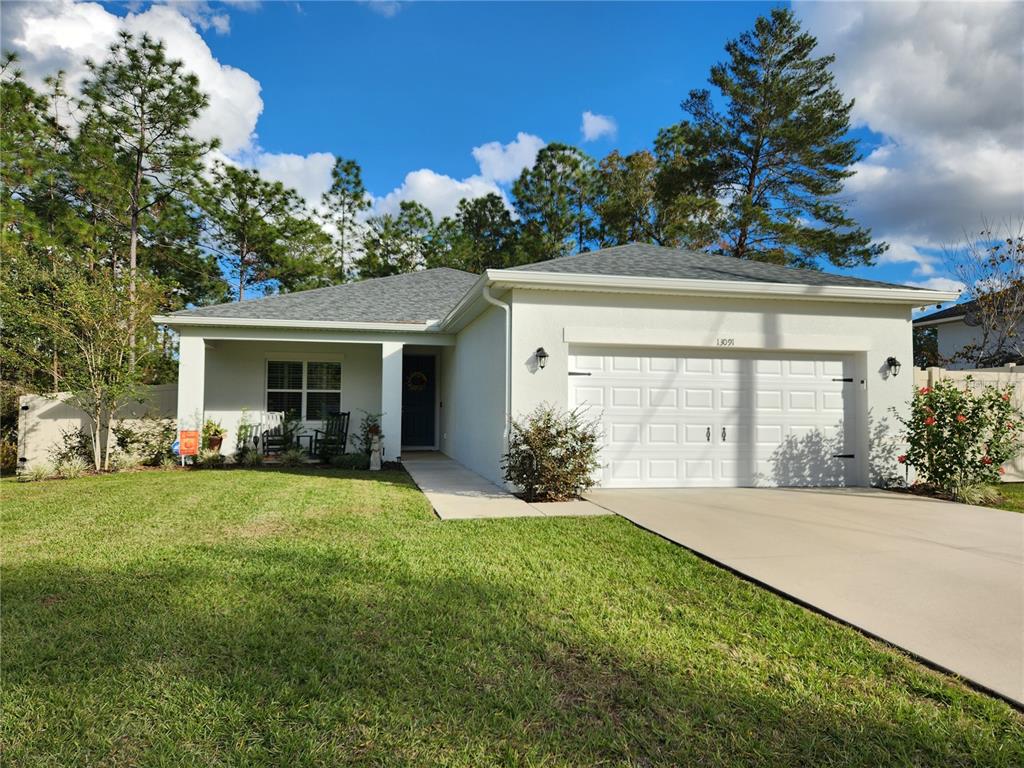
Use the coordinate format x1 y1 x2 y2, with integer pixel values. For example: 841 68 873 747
913 298 1023 370
154 243 957 488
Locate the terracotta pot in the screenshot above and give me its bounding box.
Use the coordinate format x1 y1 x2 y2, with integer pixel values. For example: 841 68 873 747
208 435 224 453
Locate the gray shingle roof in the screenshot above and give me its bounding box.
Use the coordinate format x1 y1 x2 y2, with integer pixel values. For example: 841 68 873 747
509 243 923 291
170 268 478 324
913 300 973 324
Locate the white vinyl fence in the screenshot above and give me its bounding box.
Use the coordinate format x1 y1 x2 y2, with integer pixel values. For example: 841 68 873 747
16 385 177 471
914 365 1024 482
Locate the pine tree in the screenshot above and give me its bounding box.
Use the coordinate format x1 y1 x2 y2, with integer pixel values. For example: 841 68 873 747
321 157 369 281
77 32 216 362
429 193 518 272
512 143 596 261
198 163 327 299
681 8 885 268
355 201 437 279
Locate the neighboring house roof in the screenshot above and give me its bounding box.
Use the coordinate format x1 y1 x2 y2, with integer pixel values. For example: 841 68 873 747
168 268 478 324
914 299 976 326
508 243 923 291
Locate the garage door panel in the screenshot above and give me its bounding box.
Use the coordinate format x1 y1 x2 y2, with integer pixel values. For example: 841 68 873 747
570 347 854 489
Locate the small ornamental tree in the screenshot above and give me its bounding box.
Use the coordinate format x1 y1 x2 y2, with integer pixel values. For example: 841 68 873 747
895 380 1023 500
502 404 602 502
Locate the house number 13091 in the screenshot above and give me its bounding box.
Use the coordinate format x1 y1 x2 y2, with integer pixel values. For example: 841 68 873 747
716 338 735 346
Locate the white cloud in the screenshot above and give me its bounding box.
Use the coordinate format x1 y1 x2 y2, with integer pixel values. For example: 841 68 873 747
580 110 617 142
1 0 263 154
876 238 940 277
373 169 506 220
360 1 402 18
795 1 1024 246
904 277 965 293
249 151 336 208
471 132 545 183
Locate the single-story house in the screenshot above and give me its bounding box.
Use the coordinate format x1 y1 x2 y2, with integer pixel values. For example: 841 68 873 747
154 243 957 488
913 297 1022 369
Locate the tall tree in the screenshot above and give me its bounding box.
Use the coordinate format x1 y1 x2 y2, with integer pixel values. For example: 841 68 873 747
680 8 884 268
942 221 1024 367
429 193 519 272
651 122 724 248
593 150 659 247
355 201 437 279
198 163 328 300
513 143 596 261
320 157 369 281
77 32 216 361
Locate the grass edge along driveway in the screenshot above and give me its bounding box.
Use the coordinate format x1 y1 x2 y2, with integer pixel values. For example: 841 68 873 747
3 468 1022 767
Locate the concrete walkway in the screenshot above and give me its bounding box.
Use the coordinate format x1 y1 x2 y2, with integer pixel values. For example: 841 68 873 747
402 452 609 520
587 487 1024 706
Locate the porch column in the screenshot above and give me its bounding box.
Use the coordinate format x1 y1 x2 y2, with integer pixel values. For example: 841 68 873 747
380 341 404 462
176 334 206 432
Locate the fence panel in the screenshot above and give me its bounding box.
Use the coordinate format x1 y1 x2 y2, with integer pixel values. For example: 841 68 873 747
16 385 177 471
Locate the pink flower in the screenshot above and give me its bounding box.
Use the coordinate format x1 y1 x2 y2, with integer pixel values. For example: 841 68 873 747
999 466 1006 475
924 416 937 426
956 414 967 423
897 455 907 464
919 387 931 394
1003 393 1011 402
982 455 993 465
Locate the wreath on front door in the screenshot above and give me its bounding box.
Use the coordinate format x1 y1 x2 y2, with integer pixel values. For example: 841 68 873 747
406 370 429 392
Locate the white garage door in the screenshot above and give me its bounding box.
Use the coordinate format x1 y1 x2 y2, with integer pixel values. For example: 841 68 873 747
569 347 856 488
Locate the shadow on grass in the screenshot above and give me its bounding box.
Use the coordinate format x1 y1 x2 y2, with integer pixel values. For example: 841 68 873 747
4 538 1020 767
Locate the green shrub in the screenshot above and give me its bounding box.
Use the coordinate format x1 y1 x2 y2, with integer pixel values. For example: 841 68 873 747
50 427 93 465
1 438 18 474
278 448 306 467
330 452 370 470
159 455 180 470
196 448 226 469
895 379 1023 501
19 463 53 482
113 418 177 465
502 403 602 502
56 456 89 479
110 450 145 472
238 449 264 468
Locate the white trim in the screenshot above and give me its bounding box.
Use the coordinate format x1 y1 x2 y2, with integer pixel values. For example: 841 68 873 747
562 326 874 352
482 269 961 306
912 315 965 328
153 315 435 332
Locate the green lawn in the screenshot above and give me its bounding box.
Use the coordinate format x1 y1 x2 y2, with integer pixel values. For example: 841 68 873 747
994 482 1024 513
3 469 1022 766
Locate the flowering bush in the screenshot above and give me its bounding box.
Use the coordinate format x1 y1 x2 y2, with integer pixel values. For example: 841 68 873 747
503 404 602 502
895 380 1022 499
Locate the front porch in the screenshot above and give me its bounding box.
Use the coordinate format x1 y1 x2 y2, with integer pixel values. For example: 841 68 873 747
176 333 450 460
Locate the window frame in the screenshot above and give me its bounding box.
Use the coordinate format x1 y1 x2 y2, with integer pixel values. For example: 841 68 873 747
264 355 343 424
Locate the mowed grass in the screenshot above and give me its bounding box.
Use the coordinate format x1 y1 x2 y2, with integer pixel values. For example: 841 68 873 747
994 482 1024 513
2 469 1022 767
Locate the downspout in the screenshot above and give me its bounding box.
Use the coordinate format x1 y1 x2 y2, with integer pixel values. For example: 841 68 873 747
482 283 512 475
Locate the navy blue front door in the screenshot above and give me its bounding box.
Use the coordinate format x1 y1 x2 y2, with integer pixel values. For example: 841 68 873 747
401 355 436 447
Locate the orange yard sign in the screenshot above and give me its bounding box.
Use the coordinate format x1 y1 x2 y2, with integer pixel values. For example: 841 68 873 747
179 430 200 457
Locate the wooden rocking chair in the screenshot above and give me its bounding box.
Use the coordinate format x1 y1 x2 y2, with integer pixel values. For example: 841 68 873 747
313 411 350 460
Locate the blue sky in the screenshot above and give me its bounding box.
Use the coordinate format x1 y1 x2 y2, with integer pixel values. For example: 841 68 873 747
4 1 1022 298
210 1 781 192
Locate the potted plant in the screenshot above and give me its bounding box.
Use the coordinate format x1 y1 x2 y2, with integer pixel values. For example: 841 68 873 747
202 420 226 454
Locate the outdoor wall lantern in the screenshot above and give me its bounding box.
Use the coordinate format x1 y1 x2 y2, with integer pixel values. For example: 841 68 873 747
886 356 902 377
535 347 549 370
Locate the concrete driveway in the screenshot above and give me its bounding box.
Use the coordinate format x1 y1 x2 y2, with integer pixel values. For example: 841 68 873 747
586 487 1024 706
